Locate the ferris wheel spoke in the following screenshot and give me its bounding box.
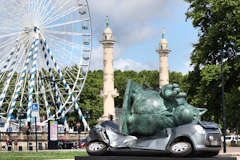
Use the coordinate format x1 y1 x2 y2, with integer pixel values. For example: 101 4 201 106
44 30 91 37
0 32 24 40
0 26 21 32
40 0 70 25
41 0 74 24
45 34 82 51
0 19 23 30
42 19 89 29
39 0 61 24
36 0 47 19
64 70 77 85
0 38 19 51
39 0 65 23
43 5 82 26
0 11 24 29
5 0 26 9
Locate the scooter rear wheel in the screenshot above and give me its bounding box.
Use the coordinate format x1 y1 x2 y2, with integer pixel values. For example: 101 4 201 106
86 141 107 156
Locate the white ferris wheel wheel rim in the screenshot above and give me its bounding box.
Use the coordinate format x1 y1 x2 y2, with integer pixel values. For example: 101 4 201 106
0 0 92 131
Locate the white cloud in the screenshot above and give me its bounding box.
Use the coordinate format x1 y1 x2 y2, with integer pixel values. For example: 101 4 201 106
90 46 152 71
114 58 151 71
90 45 122 70
88 0 181 46
88 0 185 71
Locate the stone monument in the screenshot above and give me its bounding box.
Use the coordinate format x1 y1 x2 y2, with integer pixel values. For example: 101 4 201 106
100 16 119 121
156 29 171 88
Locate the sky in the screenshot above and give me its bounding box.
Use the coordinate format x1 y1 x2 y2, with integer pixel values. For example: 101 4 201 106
88 0 199 74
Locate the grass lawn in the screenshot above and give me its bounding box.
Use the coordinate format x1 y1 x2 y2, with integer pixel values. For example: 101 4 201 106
0 151 88 160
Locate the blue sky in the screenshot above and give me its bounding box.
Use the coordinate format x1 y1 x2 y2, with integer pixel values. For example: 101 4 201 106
88 0 199 74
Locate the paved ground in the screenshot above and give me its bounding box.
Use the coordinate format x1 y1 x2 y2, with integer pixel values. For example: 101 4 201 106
220 147 240 153
219 147 240 160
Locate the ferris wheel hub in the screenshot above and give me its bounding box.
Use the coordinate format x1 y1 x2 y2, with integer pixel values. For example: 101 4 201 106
24 26 39 34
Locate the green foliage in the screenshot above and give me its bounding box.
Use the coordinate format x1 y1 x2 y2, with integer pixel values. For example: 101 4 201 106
76 70 104 127
185 0 240 131
185 0 240 65
80 70 185 127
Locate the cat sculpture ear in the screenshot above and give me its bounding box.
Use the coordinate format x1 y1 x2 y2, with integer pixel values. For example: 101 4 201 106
197 108 208 116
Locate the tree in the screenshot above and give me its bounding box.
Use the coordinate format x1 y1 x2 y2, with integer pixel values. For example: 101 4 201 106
185 0 240 131
75 70 104 127
185 0 240 66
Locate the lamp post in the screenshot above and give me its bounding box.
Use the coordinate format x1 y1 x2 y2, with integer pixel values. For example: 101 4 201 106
84 111 90 132
26 124 30 151
51 80 58 121
221 51 227 153
77 122 81 149
17 110 24 132
34 117 38 152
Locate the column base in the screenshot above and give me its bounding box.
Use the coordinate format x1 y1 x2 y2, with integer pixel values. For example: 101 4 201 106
98 115 115 122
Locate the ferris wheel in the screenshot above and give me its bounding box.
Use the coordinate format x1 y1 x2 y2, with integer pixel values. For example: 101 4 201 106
0 0 92 131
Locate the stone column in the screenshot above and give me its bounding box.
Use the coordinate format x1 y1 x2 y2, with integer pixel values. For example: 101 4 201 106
156 31 171 88
99 17 118 121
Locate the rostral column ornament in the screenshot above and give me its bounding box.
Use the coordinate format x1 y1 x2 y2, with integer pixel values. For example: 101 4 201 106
106 16 110 27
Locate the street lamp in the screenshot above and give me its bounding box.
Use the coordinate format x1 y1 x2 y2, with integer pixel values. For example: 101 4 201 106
17 109 24 132
220 51 227 153
84 110 90 123
84 110 90 132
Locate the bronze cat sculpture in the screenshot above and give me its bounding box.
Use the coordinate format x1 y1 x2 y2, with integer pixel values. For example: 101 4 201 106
119 80 207 136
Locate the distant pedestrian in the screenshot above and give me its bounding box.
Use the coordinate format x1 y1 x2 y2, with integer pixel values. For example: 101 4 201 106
6 139 9 146
109 115 113 121
14 139 18 151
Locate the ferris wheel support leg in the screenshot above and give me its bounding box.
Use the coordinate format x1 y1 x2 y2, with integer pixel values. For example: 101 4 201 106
40 38 72 131
40 39 69 131
0 38 25 77
0 51 15 76
0 43 22 109
26 29 40 125
39 40 65 121
39 33 90 131
4 40 36 131
39 77 52 119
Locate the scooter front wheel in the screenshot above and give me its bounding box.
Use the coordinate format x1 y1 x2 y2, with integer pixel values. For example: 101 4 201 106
86 141 108 156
